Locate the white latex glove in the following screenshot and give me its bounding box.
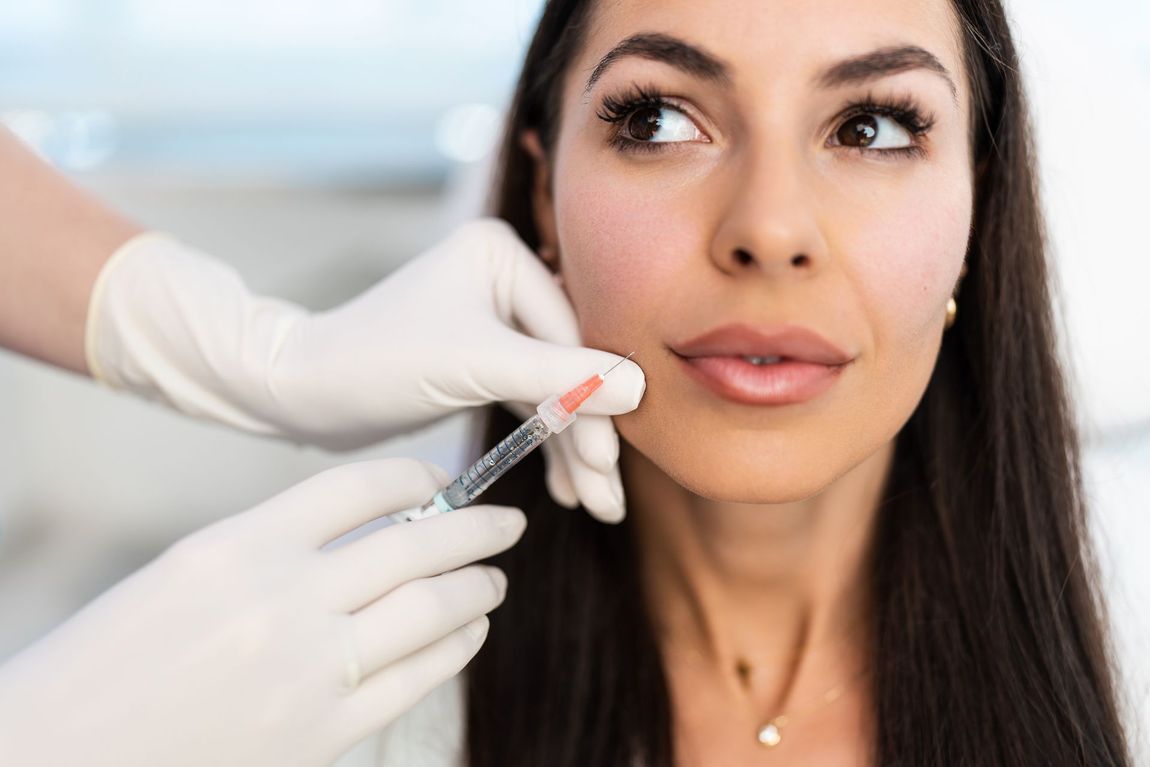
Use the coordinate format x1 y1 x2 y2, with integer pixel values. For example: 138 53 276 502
0 458 524 767
87 219 645 522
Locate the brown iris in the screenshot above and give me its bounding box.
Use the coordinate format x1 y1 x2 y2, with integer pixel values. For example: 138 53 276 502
626 106 663 141
836 114 879 148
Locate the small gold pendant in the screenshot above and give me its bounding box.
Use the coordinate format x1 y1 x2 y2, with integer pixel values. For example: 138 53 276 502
756 721 782 747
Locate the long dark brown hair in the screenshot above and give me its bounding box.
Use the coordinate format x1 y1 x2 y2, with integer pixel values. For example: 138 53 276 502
465 1 1132 764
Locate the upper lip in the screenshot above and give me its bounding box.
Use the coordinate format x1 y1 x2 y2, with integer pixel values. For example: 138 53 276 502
671 323 854 366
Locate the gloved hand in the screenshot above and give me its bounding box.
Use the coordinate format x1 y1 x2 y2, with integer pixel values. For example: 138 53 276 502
86 219 644 522
0 459 524 767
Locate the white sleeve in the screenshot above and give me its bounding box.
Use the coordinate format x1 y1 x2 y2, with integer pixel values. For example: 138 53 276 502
375 672 467 767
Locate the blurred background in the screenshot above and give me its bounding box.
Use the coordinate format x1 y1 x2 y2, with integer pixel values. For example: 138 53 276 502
0 0 1146 763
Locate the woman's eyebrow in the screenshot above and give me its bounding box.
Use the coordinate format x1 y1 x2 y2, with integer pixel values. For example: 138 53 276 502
584 35 957 106
584 33 730 93
817 45 958 103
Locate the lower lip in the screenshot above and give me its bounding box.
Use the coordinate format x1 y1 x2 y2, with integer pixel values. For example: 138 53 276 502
677 355 848 405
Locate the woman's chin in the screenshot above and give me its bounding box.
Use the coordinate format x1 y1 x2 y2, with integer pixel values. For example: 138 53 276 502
664 465 838 505
613 404 895 507
620 438 848 506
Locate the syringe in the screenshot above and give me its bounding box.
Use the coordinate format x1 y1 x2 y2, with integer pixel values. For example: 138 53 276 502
385 353 634 525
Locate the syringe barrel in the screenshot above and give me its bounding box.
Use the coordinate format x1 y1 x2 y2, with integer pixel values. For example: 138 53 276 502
383 398 580 525
439 413 552 511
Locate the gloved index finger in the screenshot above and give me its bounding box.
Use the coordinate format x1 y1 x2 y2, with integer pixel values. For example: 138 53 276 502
323 503 527 604
481 333 646 417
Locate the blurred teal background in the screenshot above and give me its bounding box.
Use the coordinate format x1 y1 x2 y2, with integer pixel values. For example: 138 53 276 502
0 0 542 183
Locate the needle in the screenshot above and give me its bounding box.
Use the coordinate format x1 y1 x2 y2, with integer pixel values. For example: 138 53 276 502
601 351 636 377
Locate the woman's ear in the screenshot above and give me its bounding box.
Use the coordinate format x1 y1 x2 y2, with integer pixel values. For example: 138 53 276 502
520 129 560 272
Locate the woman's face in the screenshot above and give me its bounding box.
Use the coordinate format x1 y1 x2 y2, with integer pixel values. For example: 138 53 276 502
531 0 974 502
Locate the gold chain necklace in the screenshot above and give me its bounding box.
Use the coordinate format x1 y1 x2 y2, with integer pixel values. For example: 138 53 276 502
735 660 867 748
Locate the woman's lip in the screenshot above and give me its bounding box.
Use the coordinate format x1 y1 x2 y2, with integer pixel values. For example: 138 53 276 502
671 323 854 366
676 354 849 406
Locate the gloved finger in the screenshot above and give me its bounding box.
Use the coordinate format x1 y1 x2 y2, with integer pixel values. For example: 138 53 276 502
506 400 578 509
350 565 506 677
253 459 449 548
568 414 621 474
318 505 526 611
469 330 645 416
550 430 626 523
543 439 579 509
586 462 627 524
344 615 489 738
477 218 583 347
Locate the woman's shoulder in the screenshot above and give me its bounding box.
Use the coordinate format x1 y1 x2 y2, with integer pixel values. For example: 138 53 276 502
375 672 467 767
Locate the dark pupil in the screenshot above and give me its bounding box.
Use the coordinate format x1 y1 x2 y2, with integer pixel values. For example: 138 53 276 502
838 115 878 147
626 106 662 141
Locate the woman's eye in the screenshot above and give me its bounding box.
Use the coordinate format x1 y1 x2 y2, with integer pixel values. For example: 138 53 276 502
834 113 913 150
624 105 704 143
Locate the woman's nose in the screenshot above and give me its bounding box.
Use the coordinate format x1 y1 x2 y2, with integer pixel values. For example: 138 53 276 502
709 145 827 278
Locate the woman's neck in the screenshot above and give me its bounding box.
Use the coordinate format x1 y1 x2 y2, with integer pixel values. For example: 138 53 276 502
625 439 893 711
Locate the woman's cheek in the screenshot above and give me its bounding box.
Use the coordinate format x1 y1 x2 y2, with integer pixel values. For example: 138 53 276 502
553 172 698 344
840 182 971 345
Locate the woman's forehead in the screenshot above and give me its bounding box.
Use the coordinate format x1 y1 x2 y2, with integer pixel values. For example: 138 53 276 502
574 0 967 103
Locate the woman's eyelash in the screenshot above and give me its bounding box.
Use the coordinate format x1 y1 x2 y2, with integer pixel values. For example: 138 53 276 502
595 86 937 157
843 92 937 136
596 84 669 125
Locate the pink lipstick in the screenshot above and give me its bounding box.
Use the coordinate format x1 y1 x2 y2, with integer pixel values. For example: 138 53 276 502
671 323 854 406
